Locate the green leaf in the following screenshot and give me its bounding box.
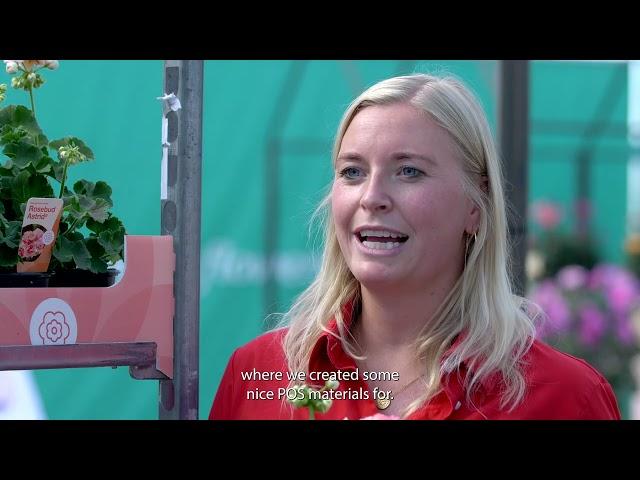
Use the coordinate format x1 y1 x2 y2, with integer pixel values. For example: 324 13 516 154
35 134 49 147
85 237 108 273
3 141 45 169
0 178 13 201
88 256 108 273
0 220 21 248
51 160 66 183
63 180 114 225
0 105 44 138
70 240 92 271
81 196 110 223
0 244 18 267
66 193 110 224
53 235 74 263
0 162 14 175
0 124 28 146
85 236 105 257
49 137 94 161
73 180 113 207
10 170 55 215
33 155 53 174
86 214 124 235
65 230 84 243
97 229 124 263
53 235 91 270
64 198 85 223
85 214 125 264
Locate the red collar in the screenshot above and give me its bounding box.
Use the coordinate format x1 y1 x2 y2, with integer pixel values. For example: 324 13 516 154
307 298 502 417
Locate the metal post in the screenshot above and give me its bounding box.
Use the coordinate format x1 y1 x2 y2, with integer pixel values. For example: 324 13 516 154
263 61 307 325
498 61 529 296
575 64 627 238
159 60 203 419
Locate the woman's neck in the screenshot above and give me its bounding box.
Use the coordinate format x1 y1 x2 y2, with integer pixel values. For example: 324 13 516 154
355 279 457 357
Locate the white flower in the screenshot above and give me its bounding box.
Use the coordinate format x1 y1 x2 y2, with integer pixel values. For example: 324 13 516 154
27 73 36 82
45 60 59 70
21 60 41 72
526 249 545 281
3 60 19 74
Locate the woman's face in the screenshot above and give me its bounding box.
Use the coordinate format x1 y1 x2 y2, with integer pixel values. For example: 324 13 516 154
331 102 478 291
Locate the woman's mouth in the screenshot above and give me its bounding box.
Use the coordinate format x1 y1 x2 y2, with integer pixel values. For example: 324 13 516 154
355 229 409 251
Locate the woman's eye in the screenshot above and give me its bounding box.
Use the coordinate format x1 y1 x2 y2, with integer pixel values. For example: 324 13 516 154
400 166 424 177
339 167 362 179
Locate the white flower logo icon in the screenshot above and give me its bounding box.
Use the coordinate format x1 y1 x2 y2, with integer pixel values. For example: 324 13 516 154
38 311 71 345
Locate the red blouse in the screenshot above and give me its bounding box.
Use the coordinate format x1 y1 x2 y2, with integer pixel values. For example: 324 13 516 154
210 304 621 420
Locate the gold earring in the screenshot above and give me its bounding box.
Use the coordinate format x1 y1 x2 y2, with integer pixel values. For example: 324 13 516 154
464 233 471 261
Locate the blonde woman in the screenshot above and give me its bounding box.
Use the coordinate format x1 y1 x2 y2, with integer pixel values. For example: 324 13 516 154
210 74 620 420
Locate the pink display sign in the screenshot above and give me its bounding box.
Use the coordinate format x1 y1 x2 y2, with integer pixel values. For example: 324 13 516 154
0 236 175 378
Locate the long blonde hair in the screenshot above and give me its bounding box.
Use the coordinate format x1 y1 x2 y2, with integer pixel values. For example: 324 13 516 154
280 73 537 416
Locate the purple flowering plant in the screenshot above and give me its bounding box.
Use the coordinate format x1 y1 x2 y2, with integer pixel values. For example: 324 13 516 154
530 264 640 389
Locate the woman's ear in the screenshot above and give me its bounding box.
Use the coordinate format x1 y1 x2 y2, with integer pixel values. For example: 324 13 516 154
465 176 487 235
480 175 489 195
465 202 481 235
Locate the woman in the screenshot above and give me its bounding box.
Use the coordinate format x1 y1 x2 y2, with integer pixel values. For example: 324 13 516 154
210 73 620 420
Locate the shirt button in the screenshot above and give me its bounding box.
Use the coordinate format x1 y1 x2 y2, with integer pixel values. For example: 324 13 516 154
454 401 462 411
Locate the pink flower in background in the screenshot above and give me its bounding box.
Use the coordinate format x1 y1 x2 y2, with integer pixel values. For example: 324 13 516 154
615 314 635 346
529 262 640 389
557 265 589 291
608 275 639 316
578 304 606 346
530 280 571 336
532 201 562 230
590 264 625 290
590 264 640 315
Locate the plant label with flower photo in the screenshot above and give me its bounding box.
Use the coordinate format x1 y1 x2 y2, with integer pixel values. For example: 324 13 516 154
17 197 63 272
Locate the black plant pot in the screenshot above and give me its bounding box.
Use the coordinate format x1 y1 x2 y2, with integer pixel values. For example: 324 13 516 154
0 272 52 288
49 268 119 288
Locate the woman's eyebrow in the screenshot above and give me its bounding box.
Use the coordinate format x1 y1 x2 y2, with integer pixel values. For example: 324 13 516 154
336 151 438 167
336 152 364 163
391 151 437 166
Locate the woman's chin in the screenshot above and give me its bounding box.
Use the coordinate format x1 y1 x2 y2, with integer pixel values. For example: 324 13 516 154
352 267 404 288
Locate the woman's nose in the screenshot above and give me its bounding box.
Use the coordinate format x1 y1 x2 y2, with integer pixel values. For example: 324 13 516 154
360 175 392 213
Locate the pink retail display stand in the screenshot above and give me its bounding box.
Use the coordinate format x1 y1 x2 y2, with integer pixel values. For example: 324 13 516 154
0 235 175 380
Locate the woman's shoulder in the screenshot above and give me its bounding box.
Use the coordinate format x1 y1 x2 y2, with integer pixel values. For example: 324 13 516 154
237 326 288 350
525 338 609 388
231 327 289 367
518 338 621 419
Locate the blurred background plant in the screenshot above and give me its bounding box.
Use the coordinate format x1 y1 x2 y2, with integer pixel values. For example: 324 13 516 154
526 197 640 417
626 232 640 279
526 200 600 281
530 264 640 391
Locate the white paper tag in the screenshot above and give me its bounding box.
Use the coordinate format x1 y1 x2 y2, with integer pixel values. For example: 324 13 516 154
157 93 181 201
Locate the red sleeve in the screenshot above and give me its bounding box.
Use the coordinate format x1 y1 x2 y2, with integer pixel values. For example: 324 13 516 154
209 350 238 420
579 378 622 420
